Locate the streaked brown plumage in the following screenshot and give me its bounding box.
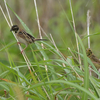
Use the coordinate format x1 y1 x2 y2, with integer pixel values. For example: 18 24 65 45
86 48 100 70
10 25 47 53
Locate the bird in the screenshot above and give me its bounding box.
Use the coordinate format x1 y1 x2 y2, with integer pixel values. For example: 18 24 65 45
86 48 100 70
10 25 47 53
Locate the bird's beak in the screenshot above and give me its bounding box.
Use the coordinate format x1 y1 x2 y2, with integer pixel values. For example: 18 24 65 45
10 29 12 32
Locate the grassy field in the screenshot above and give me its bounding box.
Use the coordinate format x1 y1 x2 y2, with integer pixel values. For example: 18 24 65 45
0 0 100 100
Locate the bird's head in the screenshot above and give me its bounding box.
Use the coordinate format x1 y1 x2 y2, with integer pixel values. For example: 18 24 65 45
10 25 19 33
86 48 92 56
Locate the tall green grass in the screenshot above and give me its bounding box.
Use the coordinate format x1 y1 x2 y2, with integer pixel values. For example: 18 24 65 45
0 0 100 100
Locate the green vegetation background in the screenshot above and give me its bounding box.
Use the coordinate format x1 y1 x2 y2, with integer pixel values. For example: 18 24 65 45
1 0 100 62
0 0 100 100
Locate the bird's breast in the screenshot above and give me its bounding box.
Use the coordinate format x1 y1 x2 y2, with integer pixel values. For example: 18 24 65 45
16 35 28 46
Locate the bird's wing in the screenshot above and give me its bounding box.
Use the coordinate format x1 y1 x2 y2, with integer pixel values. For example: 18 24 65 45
18 30 35 43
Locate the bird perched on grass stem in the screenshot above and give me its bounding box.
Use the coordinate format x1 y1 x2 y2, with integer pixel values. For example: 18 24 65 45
10 25 47 53
86 48 100 70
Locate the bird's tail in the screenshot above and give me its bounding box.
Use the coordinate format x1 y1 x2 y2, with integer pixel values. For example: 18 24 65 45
34 38 48 41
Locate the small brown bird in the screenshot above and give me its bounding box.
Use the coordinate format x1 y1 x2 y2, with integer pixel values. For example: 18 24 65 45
86 48 100 70
10 25 47 53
